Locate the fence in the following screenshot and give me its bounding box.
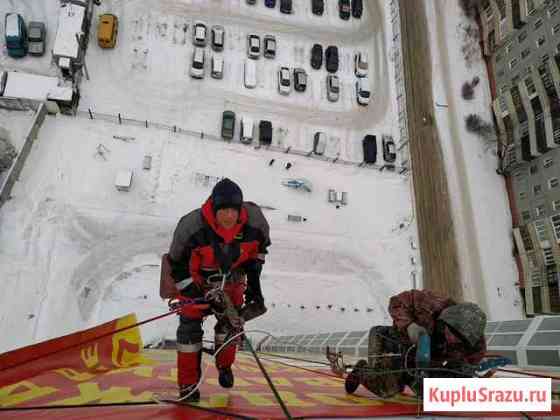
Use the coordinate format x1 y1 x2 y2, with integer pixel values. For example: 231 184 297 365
259 315 560 370
390 0 410 172
0 104 48 207
76 108 407 174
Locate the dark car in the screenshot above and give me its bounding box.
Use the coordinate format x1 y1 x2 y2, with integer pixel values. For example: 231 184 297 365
264 34 276 58
28 21 46 56
311 43 323 69
312 0 324 15
339 0 351 20
352 0 363 18
222 110 236 140
259 120 273 145
293 68 307 92
382 137 397 163
265 0 276 8
325 45 339 73
363 135 377 164
280 0 292 13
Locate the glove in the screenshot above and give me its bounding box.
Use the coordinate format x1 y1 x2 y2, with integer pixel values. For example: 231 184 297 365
407 322 428 344
245 261 264 304
174 297 211 320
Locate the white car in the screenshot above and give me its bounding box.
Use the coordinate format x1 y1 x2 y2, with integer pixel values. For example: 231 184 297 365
356 77 371 106
354 51 368 77
211 25 224 51
190 47 205 79
278 66 291 95
247 34 260 59
211 54 223 79
326 74 340 102
193 21 207 46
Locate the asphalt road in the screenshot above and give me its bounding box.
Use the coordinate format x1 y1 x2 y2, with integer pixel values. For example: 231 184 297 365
399 0 463 301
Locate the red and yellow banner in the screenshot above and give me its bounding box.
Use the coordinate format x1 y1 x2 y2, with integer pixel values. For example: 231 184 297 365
0 314 558 419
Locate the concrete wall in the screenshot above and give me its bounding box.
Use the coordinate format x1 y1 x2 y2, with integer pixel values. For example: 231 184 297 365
0 103 47 207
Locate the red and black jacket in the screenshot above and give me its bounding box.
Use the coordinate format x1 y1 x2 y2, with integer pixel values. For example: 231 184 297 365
168 199 270 293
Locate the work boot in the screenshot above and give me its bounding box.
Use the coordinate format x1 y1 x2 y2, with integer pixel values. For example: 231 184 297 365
218 367 234 388
179 384 200 402
345 359 367 394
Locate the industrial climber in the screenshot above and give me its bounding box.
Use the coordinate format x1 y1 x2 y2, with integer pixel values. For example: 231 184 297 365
345 289 487 397
160 178 271 401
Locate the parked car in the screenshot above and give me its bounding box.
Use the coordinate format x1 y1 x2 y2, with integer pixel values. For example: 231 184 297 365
311 43 323 70
259 120 273 145
278 66 291 95
193 21 207 46
244 59 257 88
382 137 397 163
263 35 276 58
98 13 118 49
339 0 351 20
354 51 368 77
222 110 236 140
312 0 324 15
293 68 307 92
352 0 363 18
363 135 377 164
241 117 255 144
211 54 223 79
28 21 46 56
313 132 327 155
356 77 371 106
5 13 28 58
280 0 292 13
325 45 339 73
326 74 340 102
211 25 225 51
190 47 205 79
265 0 276 8
247 34 260 59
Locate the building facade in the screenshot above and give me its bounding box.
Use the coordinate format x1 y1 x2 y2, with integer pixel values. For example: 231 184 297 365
482 0 560 314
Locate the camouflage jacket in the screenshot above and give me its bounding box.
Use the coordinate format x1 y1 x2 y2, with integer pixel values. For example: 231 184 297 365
388 289 485 365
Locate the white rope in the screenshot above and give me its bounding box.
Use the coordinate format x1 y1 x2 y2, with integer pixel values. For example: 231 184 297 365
152 329 276 404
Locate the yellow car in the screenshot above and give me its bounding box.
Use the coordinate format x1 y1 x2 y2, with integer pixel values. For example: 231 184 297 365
97 13 118 48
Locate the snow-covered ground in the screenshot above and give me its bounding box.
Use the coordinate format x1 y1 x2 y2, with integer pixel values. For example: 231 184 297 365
425 0 523 320
0 0 416 354
0 0 524 358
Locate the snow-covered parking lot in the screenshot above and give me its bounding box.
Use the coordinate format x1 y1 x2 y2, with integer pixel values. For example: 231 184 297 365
80 0 395 162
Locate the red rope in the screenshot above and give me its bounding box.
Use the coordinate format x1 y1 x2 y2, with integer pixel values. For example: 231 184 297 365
1 308 180 372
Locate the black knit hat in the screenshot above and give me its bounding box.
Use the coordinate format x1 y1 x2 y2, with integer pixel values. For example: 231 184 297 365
211 178 243 213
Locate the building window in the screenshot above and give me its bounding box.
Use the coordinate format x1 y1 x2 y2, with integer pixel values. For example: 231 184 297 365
549 177 559 189
550 214 560 241
542 53 550 62
535 218 548 240
544 157 554 168
534 184 543 195
548 4 559 17
522 48 531 59
523 210 532 221
536 205 546 217
518 30 528 43
510 57 519 69
525 76 537 95
553 23 560 35
553 200 560 211
505 41 513 54
530 164 539 174
536 35 547 48
535 18 544 29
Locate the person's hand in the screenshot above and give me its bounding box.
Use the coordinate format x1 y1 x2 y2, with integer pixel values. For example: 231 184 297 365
173 297 211 320
407 322 428 344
